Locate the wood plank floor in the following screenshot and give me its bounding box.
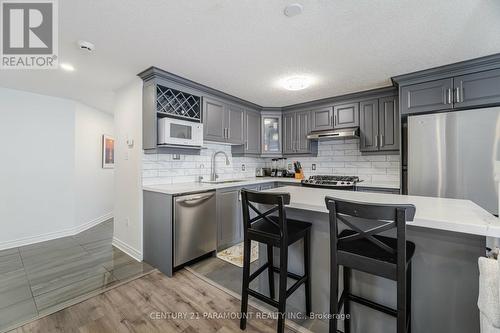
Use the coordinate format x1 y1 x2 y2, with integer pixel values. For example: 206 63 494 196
9 269 294 333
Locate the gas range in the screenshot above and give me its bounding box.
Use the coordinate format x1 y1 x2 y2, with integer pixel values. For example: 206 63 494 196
301 175 360 190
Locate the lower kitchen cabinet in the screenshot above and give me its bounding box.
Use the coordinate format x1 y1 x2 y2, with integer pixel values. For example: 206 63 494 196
216 188 243 251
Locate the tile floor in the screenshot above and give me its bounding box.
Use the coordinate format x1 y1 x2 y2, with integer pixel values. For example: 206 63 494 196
0 220 154 332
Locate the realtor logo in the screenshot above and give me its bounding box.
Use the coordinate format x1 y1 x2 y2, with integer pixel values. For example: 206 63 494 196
1 0 58 69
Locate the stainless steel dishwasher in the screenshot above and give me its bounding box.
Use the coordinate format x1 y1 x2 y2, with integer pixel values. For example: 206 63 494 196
173 191 216 267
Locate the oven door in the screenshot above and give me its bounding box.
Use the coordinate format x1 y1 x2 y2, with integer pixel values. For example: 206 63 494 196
158 118 203 146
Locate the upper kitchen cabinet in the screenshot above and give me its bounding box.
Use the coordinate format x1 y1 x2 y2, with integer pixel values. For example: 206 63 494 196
203 97 244 144
359 96 399 152
310 103 359 131
226 104 244 144
359 99 379 152
400 78 453 115
231 109 261 156
333 102 359 128
453 69 500 109
203 97 226 142
311 107 333 131
282 110 317 156
394 54 500 115
378 96 399 151
261 111 282 156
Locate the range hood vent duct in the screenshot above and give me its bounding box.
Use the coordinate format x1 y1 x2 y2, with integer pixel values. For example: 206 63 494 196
306 127 359 140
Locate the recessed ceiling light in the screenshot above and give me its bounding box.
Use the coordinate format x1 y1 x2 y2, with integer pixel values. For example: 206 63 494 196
282 76 311 91
60 63 75 72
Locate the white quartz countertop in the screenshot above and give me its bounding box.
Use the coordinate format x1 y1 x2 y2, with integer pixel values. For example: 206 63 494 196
265 186 500 237
143 177 301 195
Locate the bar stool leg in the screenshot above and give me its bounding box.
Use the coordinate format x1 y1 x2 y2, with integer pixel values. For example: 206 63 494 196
240 238 251 330
397 265 407 333
277 245 288 333
329 263 339 333
407 263 412 333
267 244 275 300
343 266 351 333
304 231 312 315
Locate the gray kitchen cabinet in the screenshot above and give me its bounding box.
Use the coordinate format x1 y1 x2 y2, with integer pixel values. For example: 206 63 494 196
359 99 379 152
231 109 261 156
296 111 311 153
203 97 226 142
245 110 261 153
378 96 399 151
454 69 500 109
261 112 282 156
282 110 315 155
216 188 242 250
204 98 244 144
360 96 399 152
283 112 295 154
400 78 453 115
356 186 400 194
333 102 359 129
311 107 333 132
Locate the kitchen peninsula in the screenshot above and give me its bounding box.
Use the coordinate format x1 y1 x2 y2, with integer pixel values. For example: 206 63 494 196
258 185 499 333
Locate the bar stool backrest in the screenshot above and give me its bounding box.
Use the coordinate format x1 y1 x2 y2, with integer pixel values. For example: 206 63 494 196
241 189 290 243
325 197 416 264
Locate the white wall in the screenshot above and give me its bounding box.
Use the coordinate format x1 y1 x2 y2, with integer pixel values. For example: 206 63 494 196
75 103 114 229
112 79 143 260
0 87 114 249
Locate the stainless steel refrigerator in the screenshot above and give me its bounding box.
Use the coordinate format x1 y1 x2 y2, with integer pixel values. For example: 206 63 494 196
408 107 500 215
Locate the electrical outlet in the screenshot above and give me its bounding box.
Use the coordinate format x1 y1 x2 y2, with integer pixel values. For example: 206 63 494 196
125 218 130 227
312 164 316 171
241 164 246 171
172 154 181 160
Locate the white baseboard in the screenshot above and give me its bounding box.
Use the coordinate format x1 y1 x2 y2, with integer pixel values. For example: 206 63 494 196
0 212 114 251
112 237 142 262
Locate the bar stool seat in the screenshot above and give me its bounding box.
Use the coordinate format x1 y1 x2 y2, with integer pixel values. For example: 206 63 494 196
338 229 416 264
249 216 312 246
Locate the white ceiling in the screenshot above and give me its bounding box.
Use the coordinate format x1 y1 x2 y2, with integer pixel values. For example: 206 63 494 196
1 0 500 113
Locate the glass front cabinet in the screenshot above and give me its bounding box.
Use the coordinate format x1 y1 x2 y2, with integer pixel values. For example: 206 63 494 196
261 111 282 156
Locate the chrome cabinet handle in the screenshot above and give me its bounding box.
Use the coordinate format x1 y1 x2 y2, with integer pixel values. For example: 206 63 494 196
227 127 230 139
455 87 461 103
447 88 452 104
380 134 384 147
375 135 378 148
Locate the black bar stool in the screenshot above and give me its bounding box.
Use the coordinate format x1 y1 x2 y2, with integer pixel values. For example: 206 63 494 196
324 196 416 333
240 189 312 333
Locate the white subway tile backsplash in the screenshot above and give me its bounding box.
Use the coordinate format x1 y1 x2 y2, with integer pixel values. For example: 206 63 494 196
142 139 400 186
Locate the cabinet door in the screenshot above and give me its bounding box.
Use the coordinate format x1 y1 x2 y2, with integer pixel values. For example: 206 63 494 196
261 115 282 155
333 102 359 129
454 69 500 109
359 99 379 152
203 97 226 142
217 189 242 250
311 107 333 131
226 104 244 144
245 110 261 154
379 96 399 151
296 110 311 153
400 78 453 114
283 112 295 154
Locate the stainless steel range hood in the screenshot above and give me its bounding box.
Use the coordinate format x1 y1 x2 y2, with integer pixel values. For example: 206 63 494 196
306 127 359 140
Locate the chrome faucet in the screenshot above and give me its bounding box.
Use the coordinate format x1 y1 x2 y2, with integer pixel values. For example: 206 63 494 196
210 151 230 181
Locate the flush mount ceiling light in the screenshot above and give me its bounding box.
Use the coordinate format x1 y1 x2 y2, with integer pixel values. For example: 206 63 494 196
284 3 303 17
282 76 312 91
60 63 75 72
